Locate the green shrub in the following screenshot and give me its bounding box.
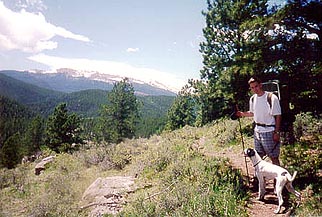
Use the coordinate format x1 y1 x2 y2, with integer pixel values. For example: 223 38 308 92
121 154 247 216
281 113 322 216
27 153 84 217
0 166 29 190
293 112 322 140
76 143 133 171
281 142 321 180
281 113 322 181
292 185 322 216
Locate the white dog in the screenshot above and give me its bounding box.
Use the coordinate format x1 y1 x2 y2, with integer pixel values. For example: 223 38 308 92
244 148 301 214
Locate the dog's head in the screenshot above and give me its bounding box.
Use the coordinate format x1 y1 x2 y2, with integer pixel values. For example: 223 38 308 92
244 148 256 158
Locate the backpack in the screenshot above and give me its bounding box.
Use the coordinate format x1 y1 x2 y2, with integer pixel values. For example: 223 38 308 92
250 91 273 106
251 91 294 132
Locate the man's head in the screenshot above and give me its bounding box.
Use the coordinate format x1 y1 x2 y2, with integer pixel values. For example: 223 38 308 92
248 76 264 95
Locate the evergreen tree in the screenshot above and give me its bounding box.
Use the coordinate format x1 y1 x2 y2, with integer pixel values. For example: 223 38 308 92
0 96 32 148
45 103 82 152
100 78 140 143
198 0 322 120
198 0 271 120
0 133 22 169
165 88 196 130
24 115 44 155
0 96 33 168
266 0 322 114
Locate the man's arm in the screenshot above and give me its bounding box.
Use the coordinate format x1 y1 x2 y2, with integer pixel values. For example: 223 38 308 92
274 115 282 132
237 111 254 117
273 114 282 142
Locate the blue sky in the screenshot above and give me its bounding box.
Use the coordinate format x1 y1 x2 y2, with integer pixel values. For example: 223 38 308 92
0 0 208 91
0 0 286 91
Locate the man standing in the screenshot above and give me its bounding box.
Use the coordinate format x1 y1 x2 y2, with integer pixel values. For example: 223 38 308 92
237 77 282 165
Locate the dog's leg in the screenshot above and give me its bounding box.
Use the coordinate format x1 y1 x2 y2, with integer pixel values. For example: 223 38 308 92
274 179 284 214
257 174 266 200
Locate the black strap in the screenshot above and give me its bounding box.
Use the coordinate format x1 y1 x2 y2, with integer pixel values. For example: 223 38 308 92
251 92 273 109
253 159 262 167
254 122 275 127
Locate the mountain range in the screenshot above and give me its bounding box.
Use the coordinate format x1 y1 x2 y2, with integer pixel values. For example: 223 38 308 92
0 69 177 96
0 71 175 138
0 72 175 118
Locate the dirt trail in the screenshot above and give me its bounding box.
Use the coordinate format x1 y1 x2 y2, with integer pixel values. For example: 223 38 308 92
206 147 294 217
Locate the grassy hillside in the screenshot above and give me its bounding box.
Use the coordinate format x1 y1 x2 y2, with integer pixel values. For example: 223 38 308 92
1 117 320 216
0 119 246 216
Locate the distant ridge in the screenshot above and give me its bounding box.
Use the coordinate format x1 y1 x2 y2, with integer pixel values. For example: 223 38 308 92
0 73 62 104
0 72 175 118
0 70 176 96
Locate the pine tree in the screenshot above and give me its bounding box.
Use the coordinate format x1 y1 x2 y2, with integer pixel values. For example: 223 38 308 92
267 0 322 114
198 0 271 118
24 115 44 155
0 133 22 169
45 103 82 152
165 87 196 130
100 78 140 143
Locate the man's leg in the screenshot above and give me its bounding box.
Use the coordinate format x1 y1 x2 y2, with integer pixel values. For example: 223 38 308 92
252 131 264 189
261 131 281 164
254 131 266 157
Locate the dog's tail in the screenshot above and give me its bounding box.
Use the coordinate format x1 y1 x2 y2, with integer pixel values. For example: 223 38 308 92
288 171 298 182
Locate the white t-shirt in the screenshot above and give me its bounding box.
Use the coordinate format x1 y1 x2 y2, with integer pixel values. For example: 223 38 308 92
249 91 281 133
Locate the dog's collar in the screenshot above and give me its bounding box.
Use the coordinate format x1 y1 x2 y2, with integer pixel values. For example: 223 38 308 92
253 160 262 167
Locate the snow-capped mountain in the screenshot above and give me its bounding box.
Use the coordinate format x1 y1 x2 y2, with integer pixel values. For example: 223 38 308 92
1 69 178 96
44 68 180 93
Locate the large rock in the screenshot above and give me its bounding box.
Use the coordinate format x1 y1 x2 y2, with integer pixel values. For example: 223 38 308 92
80 176 135 216
34 155 55 175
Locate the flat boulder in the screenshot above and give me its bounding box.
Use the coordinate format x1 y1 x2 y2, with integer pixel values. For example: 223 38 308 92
80 176 135 216
34 155 55 175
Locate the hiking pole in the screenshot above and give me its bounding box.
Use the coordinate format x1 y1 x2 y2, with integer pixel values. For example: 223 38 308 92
237 116 250 186
231 105 249 186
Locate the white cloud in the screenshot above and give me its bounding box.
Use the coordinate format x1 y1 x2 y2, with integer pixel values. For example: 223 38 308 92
28 53 186 92
15 0 47 12
126 47 140 53
0 1 90 53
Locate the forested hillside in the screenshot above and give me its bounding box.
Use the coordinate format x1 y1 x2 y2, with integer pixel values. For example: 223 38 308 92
0 96 35 146
0 73 62 105
0 76 175 168
0 73 174 118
